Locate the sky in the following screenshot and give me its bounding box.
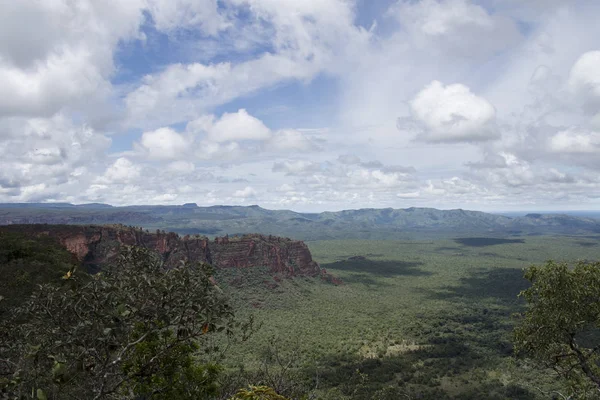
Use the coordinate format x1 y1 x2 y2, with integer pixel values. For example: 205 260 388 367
1 0 600 212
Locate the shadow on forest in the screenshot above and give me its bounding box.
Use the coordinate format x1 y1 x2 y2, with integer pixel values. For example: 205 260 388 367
304 302 533 399
242 266 538 399
425 267 529 306
476 251 506 259
576 241 598 247
454 237 525 247
322 258 431 278
435 246 460 252
300 267 535 399
338 273 394 287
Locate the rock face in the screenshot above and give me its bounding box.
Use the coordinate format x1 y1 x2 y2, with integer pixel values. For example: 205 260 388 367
0 225 323 278
211 234 320 276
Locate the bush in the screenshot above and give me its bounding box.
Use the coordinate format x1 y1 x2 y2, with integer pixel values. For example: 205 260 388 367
1 246 251 399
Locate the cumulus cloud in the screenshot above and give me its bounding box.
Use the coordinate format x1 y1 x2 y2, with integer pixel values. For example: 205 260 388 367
549 129 600 154
0 0 146 118
233 186 257 198
0 115 110 200
207 109 271 142
99 158 141 184
4 0 600 210
568 51 600 116
401 81 499 143
347 168 410 188
138 127 190 160
129 109 322 166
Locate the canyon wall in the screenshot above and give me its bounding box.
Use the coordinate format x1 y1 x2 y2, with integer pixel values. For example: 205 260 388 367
0 225 323 277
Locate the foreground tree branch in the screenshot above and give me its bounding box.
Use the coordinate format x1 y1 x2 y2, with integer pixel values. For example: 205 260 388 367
514 260 600 397
1 246 252 399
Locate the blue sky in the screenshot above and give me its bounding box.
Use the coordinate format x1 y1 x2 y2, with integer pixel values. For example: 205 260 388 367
1 0 600 212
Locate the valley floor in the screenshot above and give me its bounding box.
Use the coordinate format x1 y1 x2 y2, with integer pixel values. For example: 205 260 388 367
215 235 600 399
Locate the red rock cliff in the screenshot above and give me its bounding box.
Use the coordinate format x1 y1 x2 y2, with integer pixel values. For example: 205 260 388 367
211 234 321 276
0 225 322 277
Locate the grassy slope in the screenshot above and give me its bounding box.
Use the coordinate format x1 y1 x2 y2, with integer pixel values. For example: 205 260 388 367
217 235 600 399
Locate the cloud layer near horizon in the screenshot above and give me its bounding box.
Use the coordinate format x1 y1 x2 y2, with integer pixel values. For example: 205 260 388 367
1 0 600 212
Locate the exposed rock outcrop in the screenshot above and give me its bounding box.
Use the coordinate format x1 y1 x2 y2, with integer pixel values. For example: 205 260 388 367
0 225 326 279
211 234 320 276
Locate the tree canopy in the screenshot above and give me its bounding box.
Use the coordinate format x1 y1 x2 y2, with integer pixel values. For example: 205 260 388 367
0 246 251 399
514 260 600 398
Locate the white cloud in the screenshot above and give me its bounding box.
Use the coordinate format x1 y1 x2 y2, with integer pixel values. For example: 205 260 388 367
4 1 600 210
394 0 493 35
0 0 145 118
549 129 600 154
146 0 230 35
403 80 499 143
138 127 190 160
123 0 367 128
347 168 409 187
152 193 179 202
397 191 420 199
390 0 521 58
196 141 245 161
207 109 271 142
266 129 317 152
272 160 322 176
229 0 360 59
100 158 141 184
568 50 600 116
167 161 196 173
124 54 323 128
130 110 321 164
233 186 257 198
0 114 110 200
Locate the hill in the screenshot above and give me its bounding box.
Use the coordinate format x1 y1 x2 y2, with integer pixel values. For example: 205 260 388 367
1 204 600 240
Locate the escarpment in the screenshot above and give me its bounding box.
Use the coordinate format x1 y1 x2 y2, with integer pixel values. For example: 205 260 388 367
0 225 324 278
210 234 320 275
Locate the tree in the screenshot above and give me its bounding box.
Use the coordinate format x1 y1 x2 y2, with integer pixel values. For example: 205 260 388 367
513 260 600 397
0 246 251 399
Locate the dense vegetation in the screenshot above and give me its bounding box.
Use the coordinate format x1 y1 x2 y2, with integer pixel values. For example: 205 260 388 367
216 236 600 398
0 231 77 314
0 244 254 399
1 231 600 398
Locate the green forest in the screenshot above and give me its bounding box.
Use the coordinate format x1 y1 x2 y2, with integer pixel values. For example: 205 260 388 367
1 231 600 399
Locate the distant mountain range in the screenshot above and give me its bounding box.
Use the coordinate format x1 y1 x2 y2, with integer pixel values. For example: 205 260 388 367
1 203 599 240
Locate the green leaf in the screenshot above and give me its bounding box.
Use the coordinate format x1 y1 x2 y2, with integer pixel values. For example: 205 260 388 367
52 361 66 378
37 388 47 400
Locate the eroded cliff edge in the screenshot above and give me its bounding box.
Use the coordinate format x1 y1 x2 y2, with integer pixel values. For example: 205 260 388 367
0 225 333 280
